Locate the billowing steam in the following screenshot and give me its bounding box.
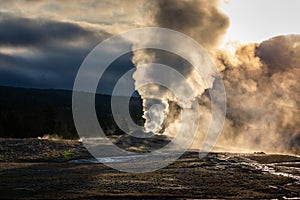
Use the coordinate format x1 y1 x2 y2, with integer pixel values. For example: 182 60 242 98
131 0 300 153
216 35 300 152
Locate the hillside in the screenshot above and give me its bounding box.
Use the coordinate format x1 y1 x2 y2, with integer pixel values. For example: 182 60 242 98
0 86 143 139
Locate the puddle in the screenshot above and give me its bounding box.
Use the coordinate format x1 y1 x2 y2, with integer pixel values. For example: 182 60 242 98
70 155 146 163
70 152 183 164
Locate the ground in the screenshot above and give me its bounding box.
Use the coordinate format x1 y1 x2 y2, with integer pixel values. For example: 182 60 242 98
0 139 300 199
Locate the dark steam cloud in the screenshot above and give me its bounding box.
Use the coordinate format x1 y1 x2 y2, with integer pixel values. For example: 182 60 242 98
153 0 229 49
256 35 300 74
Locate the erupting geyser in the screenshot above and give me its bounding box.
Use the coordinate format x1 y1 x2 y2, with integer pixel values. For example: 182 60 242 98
143 99 169 133
131 0 229 140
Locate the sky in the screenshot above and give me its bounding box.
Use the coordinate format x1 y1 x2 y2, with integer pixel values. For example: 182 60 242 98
221 0 300 43
0 0 299 92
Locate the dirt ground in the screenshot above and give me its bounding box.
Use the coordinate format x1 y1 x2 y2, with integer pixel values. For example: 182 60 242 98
0 139 300 199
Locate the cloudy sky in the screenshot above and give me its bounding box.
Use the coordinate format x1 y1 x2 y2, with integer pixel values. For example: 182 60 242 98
0 0 299 93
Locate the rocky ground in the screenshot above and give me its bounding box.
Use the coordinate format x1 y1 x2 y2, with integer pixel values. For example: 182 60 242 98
1 138 300 199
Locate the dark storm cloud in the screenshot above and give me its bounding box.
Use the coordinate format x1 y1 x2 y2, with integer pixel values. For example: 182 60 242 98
0 13 107 47
0 13 125 91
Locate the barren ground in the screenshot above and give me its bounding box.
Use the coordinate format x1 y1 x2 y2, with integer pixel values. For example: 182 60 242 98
1 139 300 199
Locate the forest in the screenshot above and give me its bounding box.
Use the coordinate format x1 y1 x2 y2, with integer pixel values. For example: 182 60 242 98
0 86 144 139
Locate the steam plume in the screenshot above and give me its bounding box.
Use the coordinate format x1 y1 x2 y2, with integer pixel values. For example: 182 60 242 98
132 0 229 137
